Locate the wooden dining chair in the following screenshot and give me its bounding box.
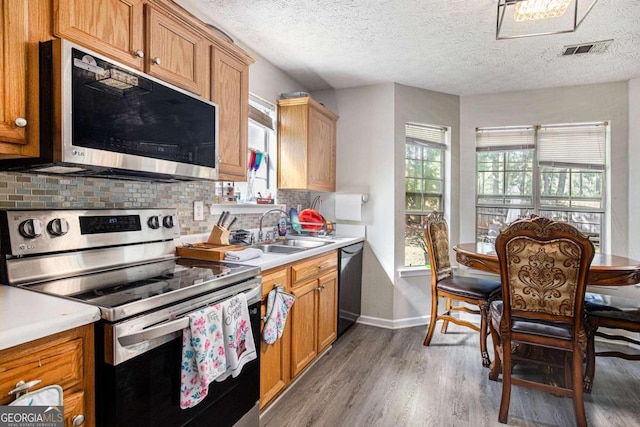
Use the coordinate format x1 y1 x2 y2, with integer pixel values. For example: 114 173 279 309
488 216 594 427
583 292 640 393
423 211 501 367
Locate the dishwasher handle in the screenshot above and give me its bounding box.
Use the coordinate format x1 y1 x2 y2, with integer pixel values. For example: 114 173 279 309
340 242 364 256
117 284 261 347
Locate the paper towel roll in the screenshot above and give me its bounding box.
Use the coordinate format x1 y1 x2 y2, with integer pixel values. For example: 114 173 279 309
335 193 362 221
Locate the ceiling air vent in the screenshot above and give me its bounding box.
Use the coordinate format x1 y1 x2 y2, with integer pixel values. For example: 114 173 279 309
562 39 613 56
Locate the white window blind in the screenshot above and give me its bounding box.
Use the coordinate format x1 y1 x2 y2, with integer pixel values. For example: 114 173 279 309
406 123 447 149
537 122 606 169
476 126 535 151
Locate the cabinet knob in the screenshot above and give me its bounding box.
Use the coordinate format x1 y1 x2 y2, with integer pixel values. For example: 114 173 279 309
152 57 161 65
72 415 85 426
15 117 27 127
134 49 144 58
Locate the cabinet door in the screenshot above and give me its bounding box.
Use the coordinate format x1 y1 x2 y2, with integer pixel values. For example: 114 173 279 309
0 0 28 152
146 4 207 95
259 267 290 408
307 106 336 191
54 0 145 70
290 279 318 378
317 270 338 353
277 103 308 189
63 391 85 427
213 47 249 181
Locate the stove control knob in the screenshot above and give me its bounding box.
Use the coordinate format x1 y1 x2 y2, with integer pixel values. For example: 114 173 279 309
163 215 175 229
47 218 69 236
18 219 43 238
147 216 161 230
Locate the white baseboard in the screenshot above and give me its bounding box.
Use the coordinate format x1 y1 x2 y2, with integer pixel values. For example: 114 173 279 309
357 311 483 330
357 315 429 330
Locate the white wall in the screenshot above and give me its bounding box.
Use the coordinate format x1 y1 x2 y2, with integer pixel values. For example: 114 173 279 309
393 84 460 323
236 41 308 105
316 84 397 321
459 82 630 259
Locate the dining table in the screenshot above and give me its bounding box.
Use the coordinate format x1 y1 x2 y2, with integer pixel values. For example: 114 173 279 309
455 242 640 393
454 242 640 287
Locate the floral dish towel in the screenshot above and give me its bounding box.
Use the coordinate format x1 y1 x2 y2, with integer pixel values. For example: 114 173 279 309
216 292 257 382
262 287 296 345
180 303 226 409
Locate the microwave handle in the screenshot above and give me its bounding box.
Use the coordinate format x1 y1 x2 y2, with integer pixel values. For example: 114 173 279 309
117 285 261 347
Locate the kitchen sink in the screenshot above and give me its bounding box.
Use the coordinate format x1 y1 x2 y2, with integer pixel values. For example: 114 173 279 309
256 244 307 254
254 238 333 254
278 239 332 248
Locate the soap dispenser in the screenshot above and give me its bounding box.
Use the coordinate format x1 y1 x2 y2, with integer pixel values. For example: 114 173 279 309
278 215 287 239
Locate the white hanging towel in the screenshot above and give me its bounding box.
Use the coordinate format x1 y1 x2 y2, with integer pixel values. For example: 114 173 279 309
216 292 257 381
225 248 263 261
180 303 226 409
9 385 63 406
262 287 296 344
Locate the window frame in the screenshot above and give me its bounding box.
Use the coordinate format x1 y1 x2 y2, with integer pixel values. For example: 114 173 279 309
474 122 607 250
404 123 448 268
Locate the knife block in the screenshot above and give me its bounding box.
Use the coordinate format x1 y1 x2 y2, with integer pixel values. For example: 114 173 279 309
207 225 230 245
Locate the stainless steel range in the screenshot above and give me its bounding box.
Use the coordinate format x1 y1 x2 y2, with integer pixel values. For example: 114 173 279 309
0 208 261 427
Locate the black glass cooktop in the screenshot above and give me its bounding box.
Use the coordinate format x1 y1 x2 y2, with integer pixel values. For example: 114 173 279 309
22 257 260 321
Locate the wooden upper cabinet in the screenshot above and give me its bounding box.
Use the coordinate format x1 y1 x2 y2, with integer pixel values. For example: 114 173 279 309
277 97 338 192
54 0 145 70
0 0 49 159
54 0 207 95
145 4 207 95
212 46 249 181
0 0 28 151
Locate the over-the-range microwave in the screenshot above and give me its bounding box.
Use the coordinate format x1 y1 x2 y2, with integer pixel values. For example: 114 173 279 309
2 39 219 181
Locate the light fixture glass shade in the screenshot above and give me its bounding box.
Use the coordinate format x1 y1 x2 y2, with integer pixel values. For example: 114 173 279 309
514 0 572 21
497 0 599 40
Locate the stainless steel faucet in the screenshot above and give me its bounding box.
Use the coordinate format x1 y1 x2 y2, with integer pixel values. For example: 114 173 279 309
258 208 290 242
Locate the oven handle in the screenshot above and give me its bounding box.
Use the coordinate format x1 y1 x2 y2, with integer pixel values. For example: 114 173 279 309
117 284 261 347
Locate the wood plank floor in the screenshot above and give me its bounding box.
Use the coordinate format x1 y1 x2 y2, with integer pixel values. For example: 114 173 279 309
260 324 640 427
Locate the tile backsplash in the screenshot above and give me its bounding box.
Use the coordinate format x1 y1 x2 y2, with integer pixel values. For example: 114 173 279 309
0 172 310 235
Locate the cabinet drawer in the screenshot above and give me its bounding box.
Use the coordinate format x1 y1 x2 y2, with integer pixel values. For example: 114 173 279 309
291 251 337 285
261 267 289 298
0 339 83 406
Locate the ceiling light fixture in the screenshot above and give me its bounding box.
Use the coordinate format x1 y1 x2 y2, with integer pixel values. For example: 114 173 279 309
497 0 599 40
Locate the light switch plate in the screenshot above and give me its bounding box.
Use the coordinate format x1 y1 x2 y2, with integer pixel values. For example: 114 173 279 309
193 201 204 221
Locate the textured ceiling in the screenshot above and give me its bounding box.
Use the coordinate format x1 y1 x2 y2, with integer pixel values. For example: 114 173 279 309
175 0 640 96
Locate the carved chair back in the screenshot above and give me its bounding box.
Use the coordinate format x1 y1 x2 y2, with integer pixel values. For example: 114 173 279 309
494 216 595 337
424 211 453 281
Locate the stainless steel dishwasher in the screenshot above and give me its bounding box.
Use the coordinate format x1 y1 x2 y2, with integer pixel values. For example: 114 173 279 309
337 242 364 337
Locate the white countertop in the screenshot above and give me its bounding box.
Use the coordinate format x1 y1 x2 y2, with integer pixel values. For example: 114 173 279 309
0 229 365 351
0 286 101 350
229 235 364 270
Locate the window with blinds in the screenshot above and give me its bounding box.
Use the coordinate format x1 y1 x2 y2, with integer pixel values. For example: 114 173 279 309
475 122 607 250
405 123 448 267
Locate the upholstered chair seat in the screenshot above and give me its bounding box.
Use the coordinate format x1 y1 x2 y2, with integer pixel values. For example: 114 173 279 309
582 292 640 393
422 211 501 367
488 216 594 427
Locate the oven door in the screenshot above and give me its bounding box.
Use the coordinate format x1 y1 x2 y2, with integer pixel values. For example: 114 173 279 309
95 280 261 427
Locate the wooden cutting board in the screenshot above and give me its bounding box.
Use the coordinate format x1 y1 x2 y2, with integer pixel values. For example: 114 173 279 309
176 243 246 261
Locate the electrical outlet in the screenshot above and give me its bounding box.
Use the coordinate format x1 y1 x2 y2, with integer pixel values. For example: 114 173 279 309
193 201 204 221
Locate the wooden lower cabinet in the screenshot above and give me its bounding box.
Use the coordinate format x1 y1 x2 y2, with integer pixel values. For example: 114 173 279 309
259 266 290 409
290 278 319 377
0 325 95 427
259 251 339 409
